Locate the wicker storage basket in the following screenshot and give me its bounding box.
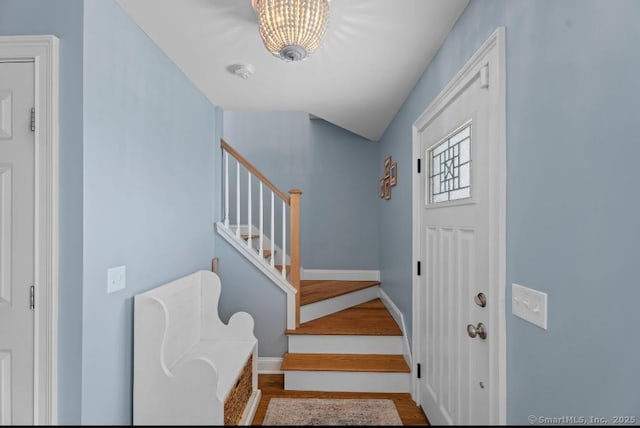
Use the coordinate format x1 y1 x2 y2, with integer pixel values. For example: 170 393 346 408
224 355 253 425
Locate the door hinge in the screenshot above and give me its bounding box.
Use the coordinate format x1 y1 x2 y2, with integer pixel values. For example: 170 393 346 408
29 285 35 310
30 108 36 132
417 261 421 276
417 363 421 379
417 158 421 173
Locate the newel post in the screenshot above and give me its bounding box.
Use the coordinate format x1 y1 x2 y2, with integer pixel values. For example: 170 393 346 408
289 189 302 328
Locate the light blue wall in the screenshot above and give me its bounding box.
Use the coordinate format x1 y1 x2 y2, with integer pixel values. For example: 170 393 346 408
216 237 288 357
224 111 380 269
82 0 218 424
0 0 84 423
220 111 380 357
378 0 640 422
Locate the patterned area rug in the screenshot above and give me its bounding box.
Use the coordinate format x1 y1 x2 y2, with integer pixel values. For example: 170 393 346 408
262 398 403 425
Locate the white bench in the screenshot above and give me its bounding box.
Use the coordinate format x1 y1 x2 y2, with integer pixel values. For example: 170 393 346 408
133 270 261 425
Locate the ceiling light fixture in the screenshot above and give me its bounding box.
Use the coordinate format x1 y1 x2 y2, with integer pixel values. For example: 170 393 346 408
252 0 331 62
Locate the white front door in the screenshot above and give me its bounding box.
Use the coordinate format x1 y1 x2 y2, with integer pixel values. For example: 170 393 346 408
0 61 36 425
414 30 506 425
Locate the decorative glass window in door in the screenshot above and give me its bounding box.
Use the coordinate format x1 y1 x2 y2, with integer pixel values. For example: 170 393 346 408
428 123 471 203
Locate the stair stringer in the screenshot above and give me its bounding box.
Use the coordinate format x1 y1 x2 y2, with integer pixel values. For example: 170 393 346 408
379 289 413 375
216 222 297 330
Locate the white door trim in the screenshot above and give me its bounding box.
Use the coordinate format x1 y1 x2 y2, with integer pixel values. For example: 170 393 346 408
0 35 59 425
411 28 506 424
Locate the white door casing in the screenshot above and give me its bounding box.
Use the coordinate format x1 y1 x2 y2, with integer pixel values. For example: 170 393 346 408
411 28 506 425
0 61 36 425
0 36 59 425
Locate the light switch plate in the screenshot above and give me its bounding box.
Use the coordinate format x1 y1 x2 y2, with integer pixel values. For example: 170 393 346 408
107 265 126 294
512 283 548 329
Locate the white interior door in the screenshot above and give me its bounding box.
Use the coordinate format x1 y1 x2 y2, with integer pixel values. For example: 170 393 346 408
0 61 36 425
414 30 505 426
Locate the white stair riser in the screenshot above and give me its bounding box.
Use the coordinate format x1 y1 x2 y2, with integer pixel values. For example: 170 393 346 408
284 371 410 393
288 335 403 355
300 286 381 323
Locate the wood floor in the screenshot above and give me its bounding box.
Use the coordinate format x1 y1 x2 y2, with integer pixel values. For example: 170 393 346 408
253 374 429 426
286 299 403 336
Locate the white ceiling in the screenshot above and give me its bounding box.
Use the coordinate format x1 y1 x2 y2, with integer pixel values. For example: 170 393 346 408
116 0 469 141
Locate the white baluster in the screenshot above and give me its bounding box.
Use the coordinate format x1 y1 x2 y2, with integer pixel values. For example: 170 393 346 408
235 161 240 238
224 150 229 228
270 192 275 268
247 171 252 249
259 182 264 257
282 200 287 280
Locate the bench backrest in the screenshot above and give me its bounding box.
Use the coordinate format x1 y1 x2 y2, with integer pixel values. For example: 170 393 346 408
135 270 222 368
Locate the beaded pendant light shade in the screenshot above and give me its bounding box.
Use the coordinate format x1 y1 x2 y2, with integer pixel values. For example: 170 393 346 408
252 0 331 62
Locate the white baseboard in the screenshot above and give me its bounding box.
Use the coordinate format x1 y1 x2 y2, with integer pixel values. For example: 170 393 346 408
258 357 283 374
301 269 380 281
379 289 413 370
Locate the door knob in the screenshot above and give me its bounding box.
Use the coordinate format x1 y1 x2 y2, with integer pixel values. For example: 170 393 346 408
467 322 487 340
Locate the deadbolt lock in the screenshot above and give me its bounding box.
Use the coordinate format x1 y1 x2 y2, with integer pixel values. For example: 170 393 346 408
474 292 487 308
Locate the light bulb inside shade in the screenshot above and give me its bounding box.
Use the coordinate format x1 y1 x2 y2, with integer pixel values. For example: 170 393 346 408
252 0 331 62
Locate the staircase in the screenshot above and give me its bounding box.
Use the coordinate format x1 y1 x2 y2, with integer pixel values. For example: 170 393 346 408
284 288 410 392
217 139 411 393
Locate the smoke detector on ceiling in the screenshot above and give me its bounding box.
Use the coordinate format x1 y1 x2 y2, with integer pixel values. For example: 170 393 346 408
228 63 255 80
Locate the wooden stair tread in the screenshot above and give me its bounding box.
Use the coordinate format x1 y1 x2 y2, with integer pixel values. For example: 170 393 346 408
260 249 272 258
286 299 402 336
275 265 291 275
281 353 410 373
238 234 272 258
300 280 380 305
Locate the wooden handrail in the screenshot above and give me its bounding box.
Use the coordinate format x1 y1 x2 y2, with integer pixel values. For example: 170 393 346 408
221 139 290 204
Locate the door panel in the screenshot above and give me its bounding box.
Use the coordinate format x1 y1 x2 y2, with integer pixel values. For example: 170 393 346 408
0 164 11 304
418 68 491 425
0 91 12 139
0 61 35 425
0 351 10 424
423 226 476 425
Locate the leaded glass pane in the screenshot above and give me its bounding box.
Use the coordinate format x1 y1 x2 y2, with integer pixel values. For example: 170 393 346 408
428 124 471 204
